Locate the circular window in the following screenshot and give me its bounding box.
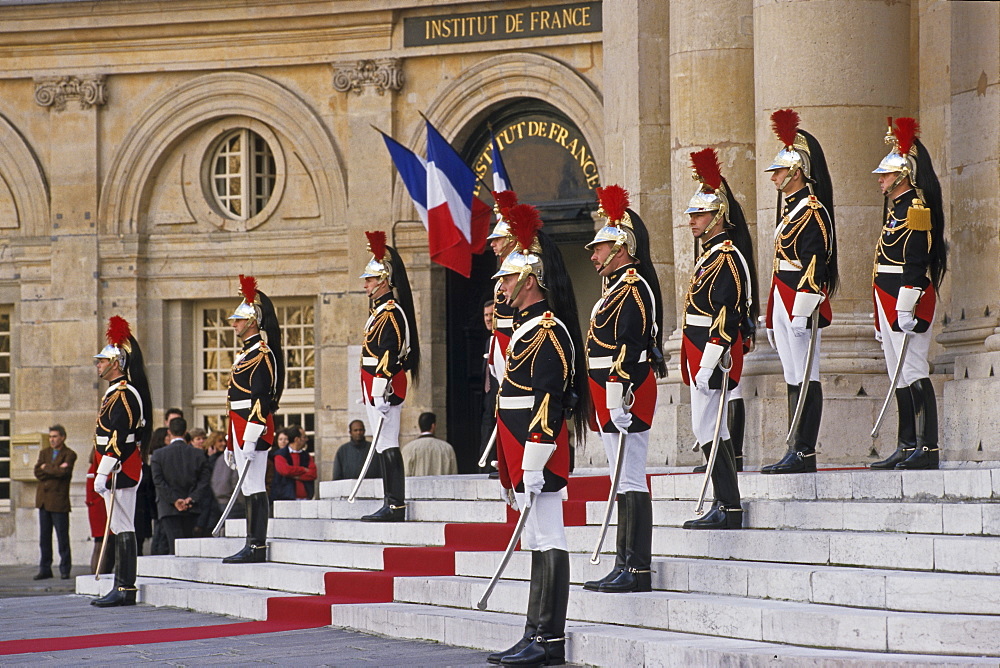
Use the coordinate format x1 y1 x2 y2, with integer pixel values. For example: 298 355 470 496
210 128 276 220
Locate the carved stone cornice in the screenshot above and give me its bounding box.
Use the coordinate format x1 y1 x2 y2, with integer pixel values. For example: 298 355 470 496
331 59 403 95
34 75 107 111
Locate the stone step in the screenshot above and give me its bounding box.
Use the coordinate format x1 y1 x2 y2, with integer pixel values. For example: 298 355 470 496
137 555 353 594
223 517 451 546
175 537 390 570
454 551 1000 616
391 574 1000 657
652 467 1000 502
319 475 500 501
75 574 273 620
275 497 509 523
328 600 997 666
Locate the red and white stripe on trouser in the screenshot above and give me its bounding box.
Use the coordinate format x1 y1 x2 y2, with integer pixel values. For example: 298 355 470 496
690 386 732 446
365 403 401 453
771 284 821 384
100 472 140 534
514 490 568 552
875 298 932 387
600 431 650 494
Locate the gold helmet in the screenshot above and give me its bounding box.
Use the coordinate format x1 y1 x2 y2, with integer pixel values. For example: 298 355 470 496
94 315 133 368
765 109 813 191
686 148 732 231
360 231 392 284
492 203 544 302
487 190 519 242
873 117 920 195
586 185 636 270
228 275 262 323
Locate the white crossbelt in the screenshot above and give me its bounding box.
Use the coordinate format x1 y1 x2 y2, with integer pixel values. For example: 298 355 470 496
876 264 904 274
498 396 535 410
230 399 252 410
95 434 135 445
495 318 513 329
684 314 713 328
777 259 800 272
588 351 648 369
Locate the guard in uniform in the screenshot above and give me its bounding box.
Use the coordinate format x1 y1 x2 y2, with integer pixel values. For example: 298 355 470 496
91 316 153 607
761 109 839 474
581 185 667 593
488 204 589 667
680 149 758 530
359 231 421 522
870 118 947 470
223 275 284 563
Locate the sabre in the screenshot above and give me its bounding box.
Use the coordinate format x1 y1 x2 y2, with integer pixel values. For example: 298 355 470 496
786 309 820 446
589 430 625 565
212 459 251 537
476 491 535 610
695 353 733 516
348 414 385 503
478 425 497 469
94 472 117 581
872 332 912 438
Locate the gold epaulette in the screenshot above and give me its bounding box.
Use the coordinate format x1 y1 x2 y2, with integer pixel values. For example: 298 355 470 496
807 195 822 210
540 311 556 328
384 299 396 310
117 380 128 390
719 240 735 252
622 267 640 284
906 202 932 231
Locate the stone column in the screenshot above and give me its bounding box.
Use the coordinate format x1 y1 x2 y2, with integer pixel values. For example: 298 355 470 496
600 0 673 466
939 2 1000 461
753 0 914 465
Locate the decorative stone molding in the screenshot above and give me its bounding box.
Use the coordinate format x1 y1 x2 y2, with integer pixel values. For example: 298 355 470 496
331 59 403 95
34 75 107 111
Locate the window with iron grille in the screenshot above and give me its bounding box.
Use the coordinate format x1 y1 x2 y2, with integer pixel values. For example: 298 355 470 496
211 129 276 221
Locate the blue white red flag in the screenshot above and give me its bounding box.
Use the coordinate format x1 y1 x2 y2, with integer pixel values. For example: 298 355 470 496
379 131 428 228
490 129 512 192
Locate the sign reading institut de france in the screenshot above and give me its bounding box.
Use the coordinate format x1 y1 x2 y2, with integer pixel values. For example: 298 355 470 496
404 2 602 47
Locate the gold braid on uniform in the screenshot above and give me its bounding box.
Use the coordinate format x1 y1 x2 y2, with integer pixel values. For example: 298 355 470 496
95 381 133 457
363 303 403 375
587 284 648 354
683 248 744 320
774 206 830 273
504 321 569 392
872 207 933 284
229 343 275 395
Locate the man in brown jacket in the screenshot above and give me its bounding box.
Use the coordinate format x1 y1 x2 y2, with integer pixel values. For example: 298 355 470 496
34 425 77 580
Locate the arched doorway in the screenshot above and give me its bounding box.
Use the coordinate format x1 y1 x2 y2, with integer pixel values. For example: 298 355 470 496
445 98 601 473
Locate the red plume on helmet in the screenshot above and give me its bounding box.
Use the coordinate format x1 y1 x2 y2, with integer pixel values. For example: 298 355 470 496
507 204 543 251
596 184 629 223
106 316 132 347
492 190 519 215
365 231 387 262
238 274 258 304
893 117 919 156
770 108 800 148
690 148 724 192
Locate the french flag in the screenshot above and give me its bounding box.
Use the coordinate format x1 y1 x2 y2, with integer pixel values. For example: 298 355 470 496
490 128 512 192
379 132 428 228
425 120 491 278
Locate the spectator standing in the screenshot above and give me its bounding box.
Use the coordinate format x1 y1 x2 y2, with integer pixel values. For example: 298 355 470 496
150 417 211 554
85 447 115 574
33 425 77 580
402 413 457 477
332 420 381 481
197 431 226 535
271 425 318 500
146 426 170 555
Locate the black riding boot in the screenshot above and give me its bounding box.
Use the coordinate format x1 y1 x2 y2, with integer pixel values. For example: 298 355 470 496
92 531 137 607
871 388 916 469
223 492 268 563
489 551 544 664
583 494 625 591
897 378 939 470
762 382 820 474
502 549 569 666
729 397 745 472
599 491 652 592
684 439 743 529
362 447 406 522
693 442 710 474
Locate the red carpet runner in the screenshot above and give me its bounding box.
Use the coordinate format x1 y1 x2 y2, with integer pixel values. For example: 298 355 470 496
0 475 610 655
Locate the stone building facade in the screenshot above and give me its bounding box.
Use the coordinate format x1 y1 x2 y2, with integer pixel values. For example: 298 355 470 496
0 0 995 563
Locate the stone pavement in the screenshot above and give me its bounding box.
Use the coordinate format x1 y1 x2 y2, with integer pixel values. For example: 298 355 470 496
0 567 496 666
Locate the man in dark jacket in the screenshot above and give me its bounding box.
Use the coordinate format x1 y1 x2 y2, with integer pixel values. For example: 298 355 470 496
34 425 77 580
150 417 211 554
271 425 317 500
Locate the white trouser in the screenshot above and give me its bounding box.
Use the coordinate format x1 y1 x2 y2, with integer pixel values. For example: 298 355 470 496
600 431 650 494
772 285 821 384
515 490 567 552
365 403 402 453
876 298 932 387
729 383 743 401
101 477 139 535
690 386 731 446
234 444 269 496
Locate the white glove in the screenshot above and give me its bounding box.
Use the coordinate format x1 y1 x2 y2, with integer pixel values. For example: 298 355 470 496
609 407 632 433
694 366 714 392
224 449 236 471
374 396 392 416
790 316 809 337
897 311 918 332
766 328 776 350
94 473 109 496
874 328 883 344
522 470 545 498
500 486 518 510
241 444 257 461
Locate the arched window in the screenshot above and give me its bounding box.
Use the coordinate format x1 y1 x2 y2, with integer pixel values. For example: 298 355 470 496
210 129 276 220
